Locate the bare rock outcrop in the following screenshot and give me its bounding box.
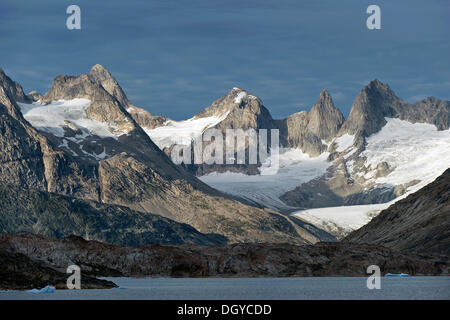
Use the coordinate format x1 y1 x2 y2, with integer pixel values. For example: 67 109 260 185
0 67 321 245
0 248 116 290
1 233 447 281
279 90 344 156
340 79 450 137
345 169 450 255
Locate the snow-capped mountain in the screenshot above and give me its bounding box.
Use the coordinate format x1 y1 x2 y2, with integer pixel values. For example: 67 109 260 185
1 63 448 242
143 80 450 238
0 65 327 245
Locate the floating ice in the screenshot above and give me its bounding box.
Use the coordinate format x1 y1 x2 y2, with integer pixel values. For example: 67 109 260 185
27 285 55 293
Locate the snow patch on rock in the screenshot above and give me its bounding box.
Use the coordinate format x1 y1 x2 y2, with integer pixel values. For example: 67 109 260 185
18 99 122 140
144 111 230 149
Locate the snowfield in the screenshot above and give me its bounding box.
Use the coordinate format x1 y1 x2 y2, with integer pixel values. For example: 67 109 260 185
17 99 127 160
18 99 120 139
356 118 450 194
292 118 450 237
291 202 392 238
200 149 331 211
144 112 230 150
334 133 355 152
20 98 448 238
201 117 450 235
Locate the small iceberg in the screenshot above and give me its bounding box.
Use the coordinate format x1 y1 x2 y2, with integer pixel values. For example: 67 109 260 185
385 273 410 277
27 285 56 293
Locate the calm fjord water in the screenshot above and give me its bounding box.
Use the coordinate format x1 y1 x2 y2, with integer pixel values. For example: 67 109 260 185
1 277 449 300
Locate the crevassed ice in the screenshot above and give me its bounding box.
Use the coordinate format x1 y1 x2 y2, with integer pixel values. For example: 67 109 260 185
200 148 332 210
358 117 450 193
293 118 450 237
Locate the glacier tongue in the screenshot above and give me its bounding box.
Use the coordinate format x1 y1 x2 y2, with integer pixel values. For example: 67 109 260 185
200 149 332 211
291 202 392 239
292 118 450 238
200 117 450 236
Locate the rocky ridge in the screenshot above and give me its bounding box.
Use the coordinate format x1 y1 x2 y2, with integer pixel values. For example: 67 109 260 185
0 181 227 246
0 233 447 287
345 168 450 255
0 65 326 244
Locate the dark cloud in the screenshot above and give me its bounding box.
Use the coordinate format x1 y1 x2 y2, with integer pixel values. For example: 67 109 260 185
1 0 449 119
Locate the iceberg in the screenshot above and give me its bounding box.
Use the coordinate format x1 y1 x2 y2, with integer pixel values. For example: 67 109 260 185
27 285 56 293
385 273 410 277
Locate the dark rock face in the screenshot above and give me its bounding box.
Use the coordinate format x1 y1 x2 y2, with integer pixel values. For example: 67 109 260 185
345 169 450 255
273 90 344 156
0 66 320 245
0 68 31 104
1 233 448 280
0 248 116 290
89 64 132 109
405 97 450 130
0 102 47 190
0 182 227 246
306 90 345 141
26 90 43 102
340 80 450 137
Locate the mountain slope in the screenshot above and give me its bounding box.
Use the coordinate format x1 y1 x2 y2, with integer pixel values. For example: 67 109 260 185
344 169 450 255
181 80 450 239
0 182 227 245
89 64 170 130
0 65 325 244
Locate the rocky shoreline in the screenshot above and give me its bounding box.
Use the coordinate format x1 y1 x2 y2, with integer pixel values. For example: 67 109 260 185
1 233 448 290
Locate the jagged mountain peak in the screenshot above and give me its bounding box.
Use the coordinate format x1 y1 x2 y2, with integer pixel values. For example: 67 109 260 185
226 87 260 106
89 64 113 80
319 88 331 98
312 89 334 110
195 87 267 121
366 78 388 89
339 80 403 137
360 79 398 101
89 64 132 109
307 90 345 141
0 68 31 104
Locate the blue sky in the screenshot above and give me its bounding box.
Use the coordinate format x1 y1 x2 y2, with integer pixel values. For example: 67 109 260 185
1 0 449 120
